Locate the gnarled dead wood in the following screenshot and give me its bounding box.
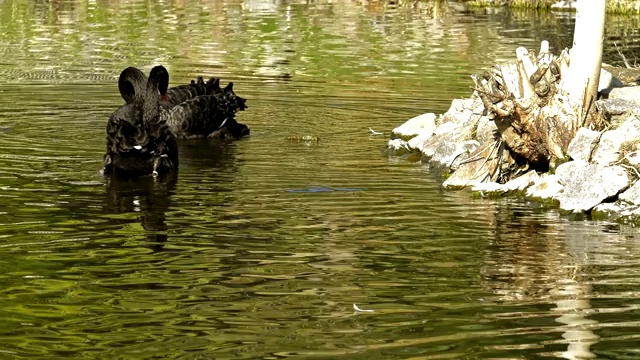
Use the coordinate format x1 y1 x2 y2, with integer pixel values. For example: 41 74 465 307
472 40 600 168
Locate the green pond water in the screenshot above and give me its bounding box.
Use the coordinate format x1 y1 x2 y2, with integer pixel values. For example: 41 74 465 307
1 0 640 358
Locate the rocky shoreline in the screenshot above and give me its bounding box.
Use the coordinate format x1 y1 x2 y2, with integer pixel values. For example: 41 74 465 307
385 64 640 224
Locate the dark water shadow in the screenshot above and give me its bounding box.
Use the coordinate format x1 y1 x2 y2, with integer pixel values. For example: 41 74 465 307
103 139 243 251
177 138 244 170
104 172 177 252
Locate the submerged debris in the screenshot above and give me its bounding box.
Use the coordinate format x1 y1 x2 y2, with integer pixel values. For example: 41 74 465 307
286 135 320 143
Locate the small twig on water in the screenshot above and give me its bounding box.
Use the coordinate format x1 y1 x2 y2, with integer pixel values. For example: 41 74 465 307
369 128 383 135
353 304 374 313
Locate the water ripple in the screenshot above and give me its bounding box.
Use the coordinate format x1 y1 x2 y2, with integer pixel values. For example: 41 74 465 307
0 0 639 359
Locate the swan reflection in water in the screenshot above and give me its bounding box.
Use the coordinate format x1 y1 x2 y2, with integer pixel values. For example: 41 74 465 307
104 172 177 252
104 140 242 252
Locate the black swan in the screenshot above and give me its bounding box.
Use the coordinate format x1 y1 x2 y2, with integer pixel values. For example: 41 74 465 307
164 77 250 140
103 66 179 177
103 66 249 176
125 66 249 140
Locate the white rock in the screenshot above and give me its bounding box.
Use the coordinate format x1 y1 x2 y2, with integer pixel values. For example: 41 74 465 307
384 138 412 157
392 113 437 140
407 131 436 152
526 174 564 200
554 161 630 213
442 140 498 189
592 115 640 165
472 182 508 194
619 180 640 205
441 109 478 129
566 127 600 162
591 130 621 165
430 140 480 170
504 170 541 192
625 150 640 166
592 202 626 217
593 201 640 220
608 86 640 104
598 68 623 95
617 114 640 134
447 98 482 114
443 176 480 189
434 121 457 135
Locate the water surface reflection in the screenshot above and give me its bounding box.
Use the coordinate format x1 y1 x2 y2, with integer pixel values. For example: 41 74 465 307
0 0 640 359
104 173 177 253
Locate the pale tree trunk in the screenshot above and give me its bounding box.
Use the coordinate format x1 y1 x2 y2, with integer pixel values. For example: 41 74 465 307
469 0 607 176
562 0 606 129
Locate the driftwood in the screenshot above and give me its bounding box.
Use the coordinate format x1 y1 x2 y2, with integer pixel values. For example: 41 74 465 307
472 41 599 168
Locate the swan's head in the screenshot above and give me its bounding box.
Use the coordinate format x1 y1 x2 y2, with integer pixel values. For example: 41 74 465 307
118 67 147 103
209 118 250 140
148 65 170 103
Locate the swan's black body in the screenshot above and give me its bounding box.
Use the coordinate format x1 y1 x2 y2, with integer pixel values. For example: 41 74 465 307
102 66 249 176
103 66 179 176
161 76 249 139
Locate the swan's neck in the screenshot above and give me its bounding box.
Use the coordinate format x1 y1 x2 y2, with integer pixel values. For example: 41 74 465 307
143 85 160 125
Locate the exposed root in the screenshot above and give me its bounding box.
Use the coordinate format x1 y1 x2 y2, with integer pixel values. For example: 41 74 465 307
619 163 640 179
458 139 500 166
463 139 502 187
615 42 634 69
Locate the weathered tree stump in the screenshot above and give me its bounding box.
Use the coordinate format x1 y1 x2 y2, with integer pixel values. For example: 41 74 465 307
472 41 601 169
471 1 606 172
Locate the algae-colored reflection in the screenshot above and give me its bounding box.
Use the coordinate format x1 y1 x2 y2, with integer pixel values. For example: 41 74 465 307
0 0 640 359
